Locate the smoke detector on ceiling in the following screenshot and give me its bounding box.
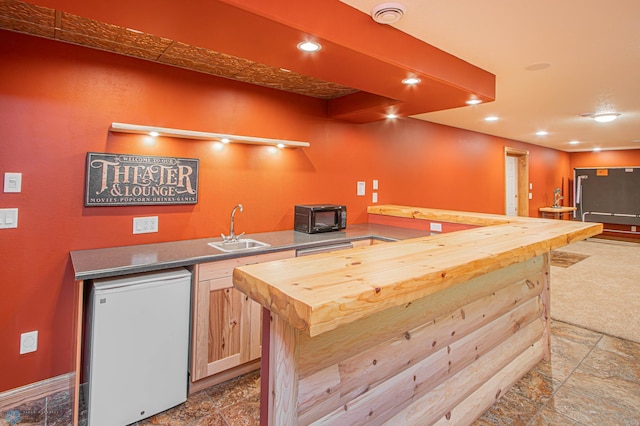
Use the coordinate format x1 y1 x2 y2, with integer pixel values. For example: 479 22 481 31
371 2 406 24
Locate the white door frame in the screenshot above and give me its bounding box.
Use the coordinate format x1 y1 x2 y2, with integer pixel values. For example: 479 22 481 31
504 147 529 217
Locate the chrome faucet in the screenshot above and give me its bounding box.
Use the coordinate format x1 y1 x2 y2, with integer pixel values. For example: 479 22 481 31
222 204 244 242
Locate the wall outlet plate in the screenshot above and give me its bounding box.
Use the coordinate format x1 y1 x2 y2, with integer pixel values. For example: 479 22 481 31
133 216 158 234
0 208 18 229
20 330 38 354
430 222 443 232
4 172 22 193
357 181 365 196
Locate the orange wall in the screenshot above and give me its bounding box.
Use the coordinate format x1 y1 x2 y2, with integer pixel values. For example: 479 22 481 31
570 150 640 169
0 31 572 392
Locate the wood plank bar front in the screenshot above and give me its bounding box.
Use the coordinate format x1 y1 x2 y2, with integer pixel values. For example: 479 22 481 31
235 205 603 425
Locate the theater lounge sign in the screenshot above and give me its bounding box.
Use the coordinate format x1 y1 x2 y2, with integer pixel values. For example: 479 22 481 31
85 152 199 206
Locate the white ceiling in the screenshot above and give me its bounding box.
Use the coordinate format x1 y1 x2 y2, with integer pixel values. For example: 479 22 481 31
341 0 640 152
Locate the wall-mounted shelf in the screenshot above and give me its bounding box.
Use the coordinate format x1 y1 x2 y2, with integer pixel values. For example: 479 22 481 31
109 122 310 148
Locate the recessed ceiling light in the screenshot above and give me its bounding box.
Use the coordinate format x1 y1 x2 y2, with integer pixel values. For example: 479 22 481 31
276 143 285 149
149 131 159 137
386 113 398 119
466 99 482 105
525 62 551 71
484 116 499 122
297 41 322 52
593 147 601 152
592 112 620 123
579 112 621 123
536 130 548 136
569 140 580 145
402 77 421 85
221 138 231 144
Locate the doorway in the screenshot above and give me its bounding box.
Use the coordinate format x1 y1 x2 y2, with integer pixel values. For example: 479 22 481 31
505 147 529 217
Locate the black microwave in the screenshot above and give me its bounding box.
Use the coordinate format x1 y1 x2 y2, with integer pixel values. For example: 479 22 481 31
294 204 347 233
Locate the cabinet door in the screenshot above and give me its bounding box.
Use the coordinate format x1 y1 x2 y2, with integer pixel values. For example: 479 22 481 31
192 250 294 381
210 278 251 371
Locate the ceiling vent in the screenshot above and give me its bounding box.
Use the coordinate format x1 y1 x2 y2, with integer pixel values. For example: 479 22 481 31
371 2 406 24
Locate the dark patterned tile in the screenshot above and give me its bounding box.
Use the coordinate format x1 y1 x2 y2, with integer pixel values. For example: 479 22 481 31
548 369 640 425
194 412 228 426
597 334 640 361
577 347 640 384
45 390 73 425
204 370 260 411
550 321 603 346
533 322 602 388
138 391 216 425
550 251 590 268
473 369 553 426
0 397 46 425
529 405 586 425
217 393 260 426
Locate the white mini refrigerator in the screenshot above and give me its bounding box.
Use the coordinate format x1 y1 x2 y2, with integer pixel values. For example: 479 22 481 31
85 268 191 426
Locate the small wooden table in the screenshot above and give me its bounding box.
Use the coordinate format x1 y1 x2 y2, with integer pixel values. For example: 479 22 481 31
539 206 576 220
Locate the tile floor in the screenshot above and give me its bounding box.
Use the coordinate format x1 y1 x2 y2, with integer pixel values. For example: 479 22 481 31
2 320 638 425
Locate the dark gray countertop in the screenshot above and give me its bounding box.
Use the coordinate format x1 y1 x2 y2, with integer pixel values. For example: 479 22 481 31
70 223 431 280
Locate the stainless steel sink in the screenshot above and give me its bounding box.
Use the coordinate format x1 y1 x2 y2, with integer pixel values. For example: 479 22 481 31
208 239 270 252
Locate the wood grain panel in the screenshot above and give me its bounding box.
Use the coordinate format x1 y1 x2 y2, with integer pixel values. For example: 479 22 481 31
208 287 241 363
312 317 544 425
268 315 299 426
298 296 543 423
390 331 545 425
296 255 544 378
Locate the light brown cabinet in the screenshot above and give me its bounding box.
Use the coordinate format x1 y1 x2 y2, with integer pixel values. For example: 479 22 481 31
191 250 295 386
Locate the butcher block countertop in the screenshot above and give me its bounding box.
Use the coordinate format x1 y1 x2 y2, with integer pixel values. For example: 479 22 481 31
233 205 603 337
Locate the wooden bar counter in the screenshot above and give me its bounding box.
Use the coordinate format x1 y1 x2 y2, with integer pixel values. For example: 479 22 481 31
232 205 602 425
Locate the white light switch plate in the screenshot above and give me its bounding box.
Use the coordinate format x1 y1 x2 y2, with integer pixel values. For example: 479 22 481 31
4 172 22 193
133 216 158 234
372 192 378 203
357 181 366 196
0 208 18 229
20 330 38 354
373 179 379 190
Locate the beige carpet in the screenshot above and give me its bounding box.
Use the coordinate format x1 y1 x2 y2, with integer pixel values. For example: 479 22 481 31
550 238 640 343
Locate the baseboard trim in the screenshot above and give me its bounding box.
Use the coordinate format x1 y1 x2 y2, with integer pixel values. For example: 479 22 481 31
189 360 260 395
0 373 74 412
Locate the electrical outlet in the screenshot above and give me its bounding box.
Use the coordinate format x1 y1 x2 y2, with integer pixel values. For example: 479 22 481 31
133 216 158 234
20 331 38 354
430 222 443 232
357 181 365 196
0 208 18 229
372 192 378 203
4 172 22 193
